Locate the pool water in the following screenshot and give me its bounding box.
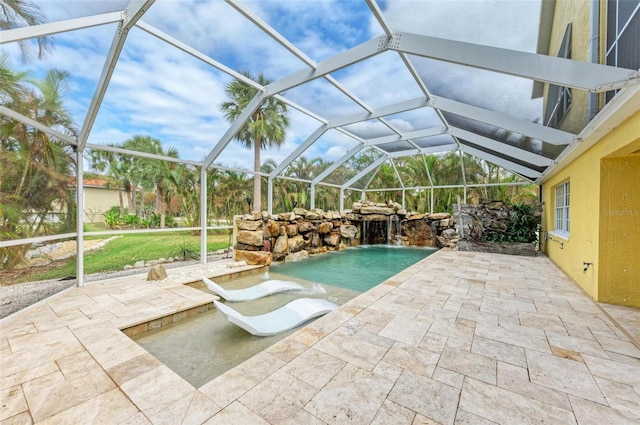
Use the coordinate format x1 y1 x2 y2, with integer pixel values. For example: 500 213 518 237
133 245 437 387
272 245 437 292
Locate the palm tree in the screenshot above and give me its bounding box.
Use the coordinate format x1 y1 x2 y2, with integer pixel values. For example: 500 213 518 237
216 170 252 217
88 144 137 215
0 61 76 268
1 0 53 61
219 72 289 212
126 135 178 228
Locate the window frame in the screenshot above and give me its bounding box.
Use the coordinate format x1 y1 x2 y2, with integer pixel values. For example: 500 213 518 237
553 181 570 238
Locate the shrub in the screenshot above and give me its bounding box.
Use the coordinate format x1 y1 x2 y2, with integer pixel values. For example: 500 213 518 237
104 210 121 228
169 238 199 261
123 213 140 226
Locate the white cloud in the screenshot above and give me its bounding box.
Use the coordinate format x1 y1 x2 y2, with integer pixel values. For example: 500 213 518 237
5 0 545 174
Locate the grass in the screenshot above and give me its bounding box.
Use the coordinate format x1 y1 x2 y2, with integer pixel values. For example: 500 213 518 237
16 230 232 283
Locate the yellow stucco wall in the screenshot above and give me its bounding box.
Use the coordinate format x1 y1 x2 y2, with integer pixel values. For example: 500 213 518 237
544 0 592 134
599 155 640 306
542 111 640 304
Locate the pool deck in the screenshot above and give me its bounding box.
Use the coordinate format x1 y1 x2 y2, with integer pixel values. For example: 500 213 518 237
2 249 639 424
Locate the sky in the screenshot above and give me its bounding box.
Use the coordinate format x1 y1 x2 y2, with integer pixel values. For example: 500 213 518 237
3 0 544 175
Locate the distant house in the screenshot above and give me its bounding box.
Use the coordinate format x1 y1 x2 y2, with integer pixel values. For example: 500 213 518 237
82 178 122 223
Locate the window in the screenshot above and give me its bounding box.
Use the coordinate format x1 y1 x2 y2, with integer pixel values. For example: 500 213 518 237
544 24 572 128
606 0 640 103
555 181 570 234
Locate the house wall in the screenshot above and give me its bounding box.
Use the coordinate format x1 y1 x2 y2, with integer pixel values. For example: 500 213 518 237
545 0 591 134
599 149 640 306
83 187 121 223
541 110 640 306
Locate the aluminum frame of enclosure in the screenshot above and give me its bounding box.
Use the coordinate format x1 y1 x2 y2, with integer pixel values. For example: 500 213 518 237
2 0 640 286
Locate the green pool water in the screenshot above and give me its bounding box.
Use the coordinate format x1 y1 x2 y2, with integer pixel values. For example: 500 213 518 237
271 245 437 292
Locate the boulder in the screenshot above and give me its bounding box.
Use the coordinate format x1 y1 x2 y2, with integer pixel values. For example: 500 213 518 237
293 207 309 216
285 250 309 262
340 224 358 239
317 222 333 234
234 250 272 266
311 232 321 247
428 212 451 220
237 230 263 247
236 219 262 231
397 209 407 216
134 260 145 268
273 235 289 253
338 242 348 251
308 246 328 255
403 220 436 247
285 224 298 236
147 264 167 281
305 210 322 220
288 235 306 252
407 213 425 221
264 220 280 238
297 221 316 233
360 206 394 215
324 232 341 246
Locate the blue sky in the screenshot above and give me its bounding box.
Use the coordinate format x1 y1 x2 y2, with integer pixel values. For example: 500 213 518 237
3 0 543 172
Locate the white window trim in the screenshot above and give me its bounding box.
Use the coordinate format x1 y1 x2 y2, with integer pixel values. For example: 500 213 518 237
553 181 570 238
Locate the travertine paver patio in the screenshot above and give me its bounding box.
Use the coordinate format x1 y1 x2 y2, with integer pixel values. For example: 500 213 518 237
1 250 639 424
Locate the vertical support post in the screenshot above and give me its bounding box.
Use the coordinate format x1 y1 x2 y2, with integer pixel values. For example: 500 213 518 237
310 184 315 210
430 187 434 213
76 148 84 287
340 188 345 212
200 166 207 265
267 177 273 215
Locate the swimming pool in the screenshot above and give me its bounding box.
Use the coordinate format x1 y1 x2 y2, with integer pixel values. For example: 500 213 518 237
133 245 437 387
271 245 437 292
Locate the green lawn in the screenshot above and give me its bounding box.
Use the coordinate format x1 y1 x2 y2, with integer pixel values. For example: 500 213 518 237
18 230 232 283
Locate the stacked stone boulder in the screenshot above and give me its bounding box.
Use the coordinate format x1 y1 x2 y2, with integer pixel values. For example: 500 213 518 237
234 201 459 265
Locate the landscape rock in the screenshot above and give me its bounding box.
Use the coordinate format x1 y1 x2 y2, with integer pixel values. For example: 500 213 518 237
264 220 280 238
237 219 263 231
272 235 287 254
147 264 167 281
324 232 341 246
237 230 263 246
318 222 333 234
340 225 358 239
285 250 308 262
288 235 305 252
297 221 315 233
234 250 272 266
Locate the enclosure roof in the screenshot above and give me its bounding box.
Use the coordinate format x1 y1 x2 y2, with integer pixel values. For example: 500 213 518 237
2 0 640 189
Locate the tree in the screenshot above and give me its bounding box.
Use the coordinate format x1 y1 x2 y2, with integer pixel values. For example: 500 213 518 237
126 135 178 228
219 72 289 212
1 0 53 61
88 144 136 215
216 170 252 218
0 59 77 268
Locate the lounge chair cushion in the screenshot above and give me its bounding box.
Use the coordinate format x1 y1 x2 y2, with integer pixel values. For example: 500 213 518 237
214 298 338 336
202 276 303 301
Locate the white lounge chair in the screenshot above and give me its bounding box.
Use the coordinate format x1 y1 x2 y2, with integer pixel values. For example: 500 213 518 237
213 298 338 336
202 276 304 301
